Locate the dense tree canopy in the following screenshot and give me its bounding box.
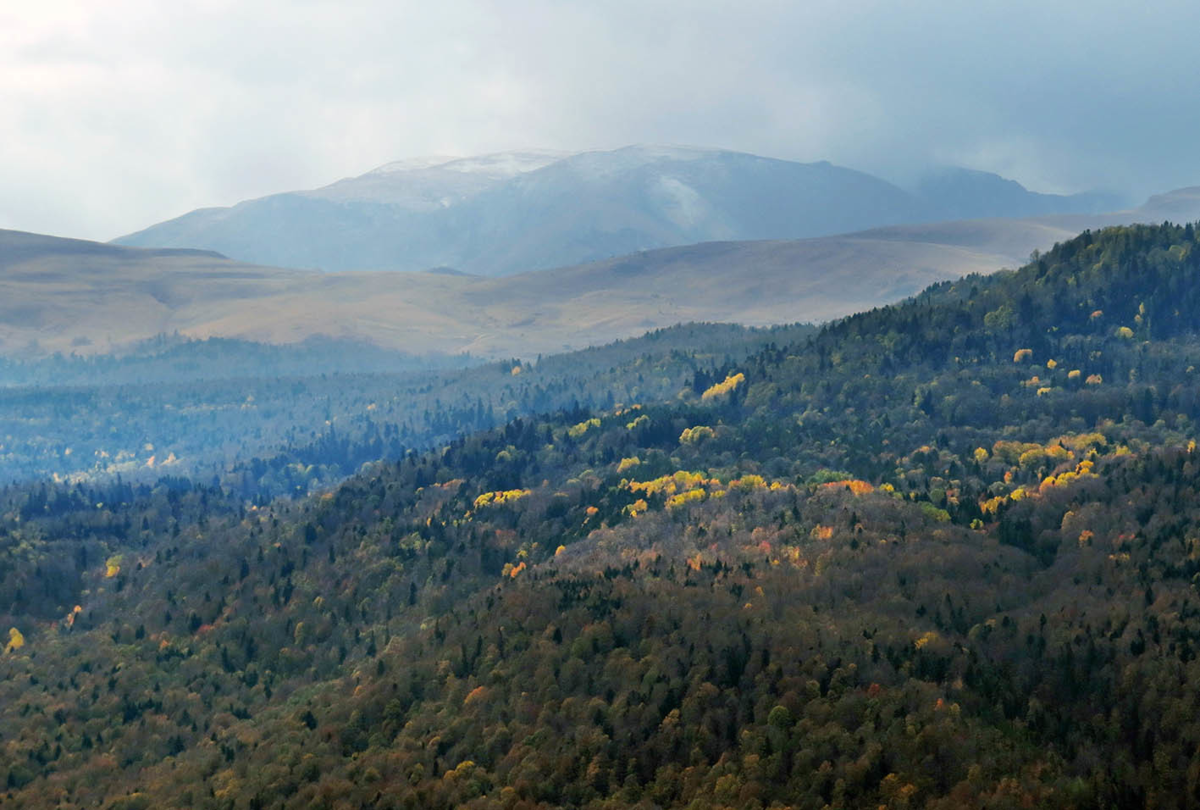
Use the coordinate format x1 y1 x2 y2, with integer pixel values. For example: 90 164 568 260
5 224 1200 807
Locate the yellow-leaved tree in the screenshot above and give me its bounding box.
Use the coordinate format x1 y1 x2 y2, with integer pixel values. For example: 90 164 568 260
701 373 745 400
5 627 25 653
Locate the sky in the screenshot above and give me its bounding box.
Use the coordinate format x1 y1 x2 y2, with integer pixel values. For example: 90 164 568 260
2 0 1198 241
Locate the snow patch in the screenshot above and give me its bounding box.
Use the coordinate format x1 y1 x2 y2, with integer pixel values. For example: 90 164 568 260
371 155 463 174
548 145 723 182
438 150 573 178
367 149 571 179
619 144 720 162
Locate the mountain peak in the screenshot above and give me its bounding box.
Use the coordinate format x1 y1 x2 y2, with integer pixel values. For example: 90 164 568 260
368 155 464 174
366 149 573 180
915 166 1128 220
113 147 1131 276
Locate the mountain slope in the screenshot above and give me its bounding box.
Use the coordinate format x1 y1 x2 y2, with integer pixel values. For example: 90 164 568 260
114 146 921 275
113 146 1123 276
914 166 1126 221
0 229 318 356
12 182 1200 359
0 225 1013 358
7 224 1200 807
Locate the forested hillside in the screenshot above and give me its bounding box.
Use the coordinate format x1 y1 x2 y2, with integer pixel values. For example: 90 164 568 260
6 224 1200 808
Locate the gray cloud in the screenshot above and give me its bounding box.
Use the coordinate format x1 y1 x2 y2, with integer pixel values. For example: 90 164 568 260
1 0 1197 240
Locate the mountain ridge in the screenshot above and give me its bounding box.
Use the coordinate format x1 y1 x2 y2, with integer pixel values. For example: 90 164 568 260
0 224 1024 358
8 181 1200 358
112 145 1126 276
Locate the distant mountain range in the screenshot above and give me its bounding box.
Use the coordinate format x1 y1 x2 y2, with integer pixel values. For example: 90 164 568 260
6 182 1196 359
0 226 997 358
112 146 1127 275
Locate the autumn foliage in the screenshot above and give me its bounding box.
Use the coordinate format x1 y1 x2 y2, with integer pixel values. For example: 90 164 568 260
5 225 1200 807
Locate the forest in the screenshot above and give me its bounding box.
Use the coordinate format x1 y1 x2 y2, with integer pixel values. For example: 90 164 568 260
0 323 812 497
6 223 1200 808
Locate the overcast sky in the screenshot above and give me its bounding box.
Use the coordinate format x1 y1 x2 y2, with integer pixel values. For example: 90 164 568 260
2 0 1197 241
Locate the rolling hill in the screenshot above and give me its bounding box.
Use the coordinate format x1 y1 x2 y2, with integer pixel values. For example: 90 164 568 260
112 145 1124 275
0 225 1022 359
6 185 1199 359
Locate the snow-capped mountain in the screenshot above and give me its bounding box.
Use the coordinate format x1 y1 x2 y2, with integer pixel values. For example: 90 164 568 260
113 146 1125 276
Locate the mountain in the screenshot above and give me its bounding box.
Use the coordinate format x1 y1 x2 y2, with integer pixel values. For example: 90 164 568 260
0 229 316 356
7 224 1200 807
0 224 1027 359
914 166 1127 221
113 146 1124 276
13 180 1200 359
1135 185 1200 220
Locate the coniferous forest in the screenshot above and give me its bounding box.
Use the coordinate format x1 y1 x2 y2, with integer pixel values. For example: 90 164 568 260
9 223 1200 808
